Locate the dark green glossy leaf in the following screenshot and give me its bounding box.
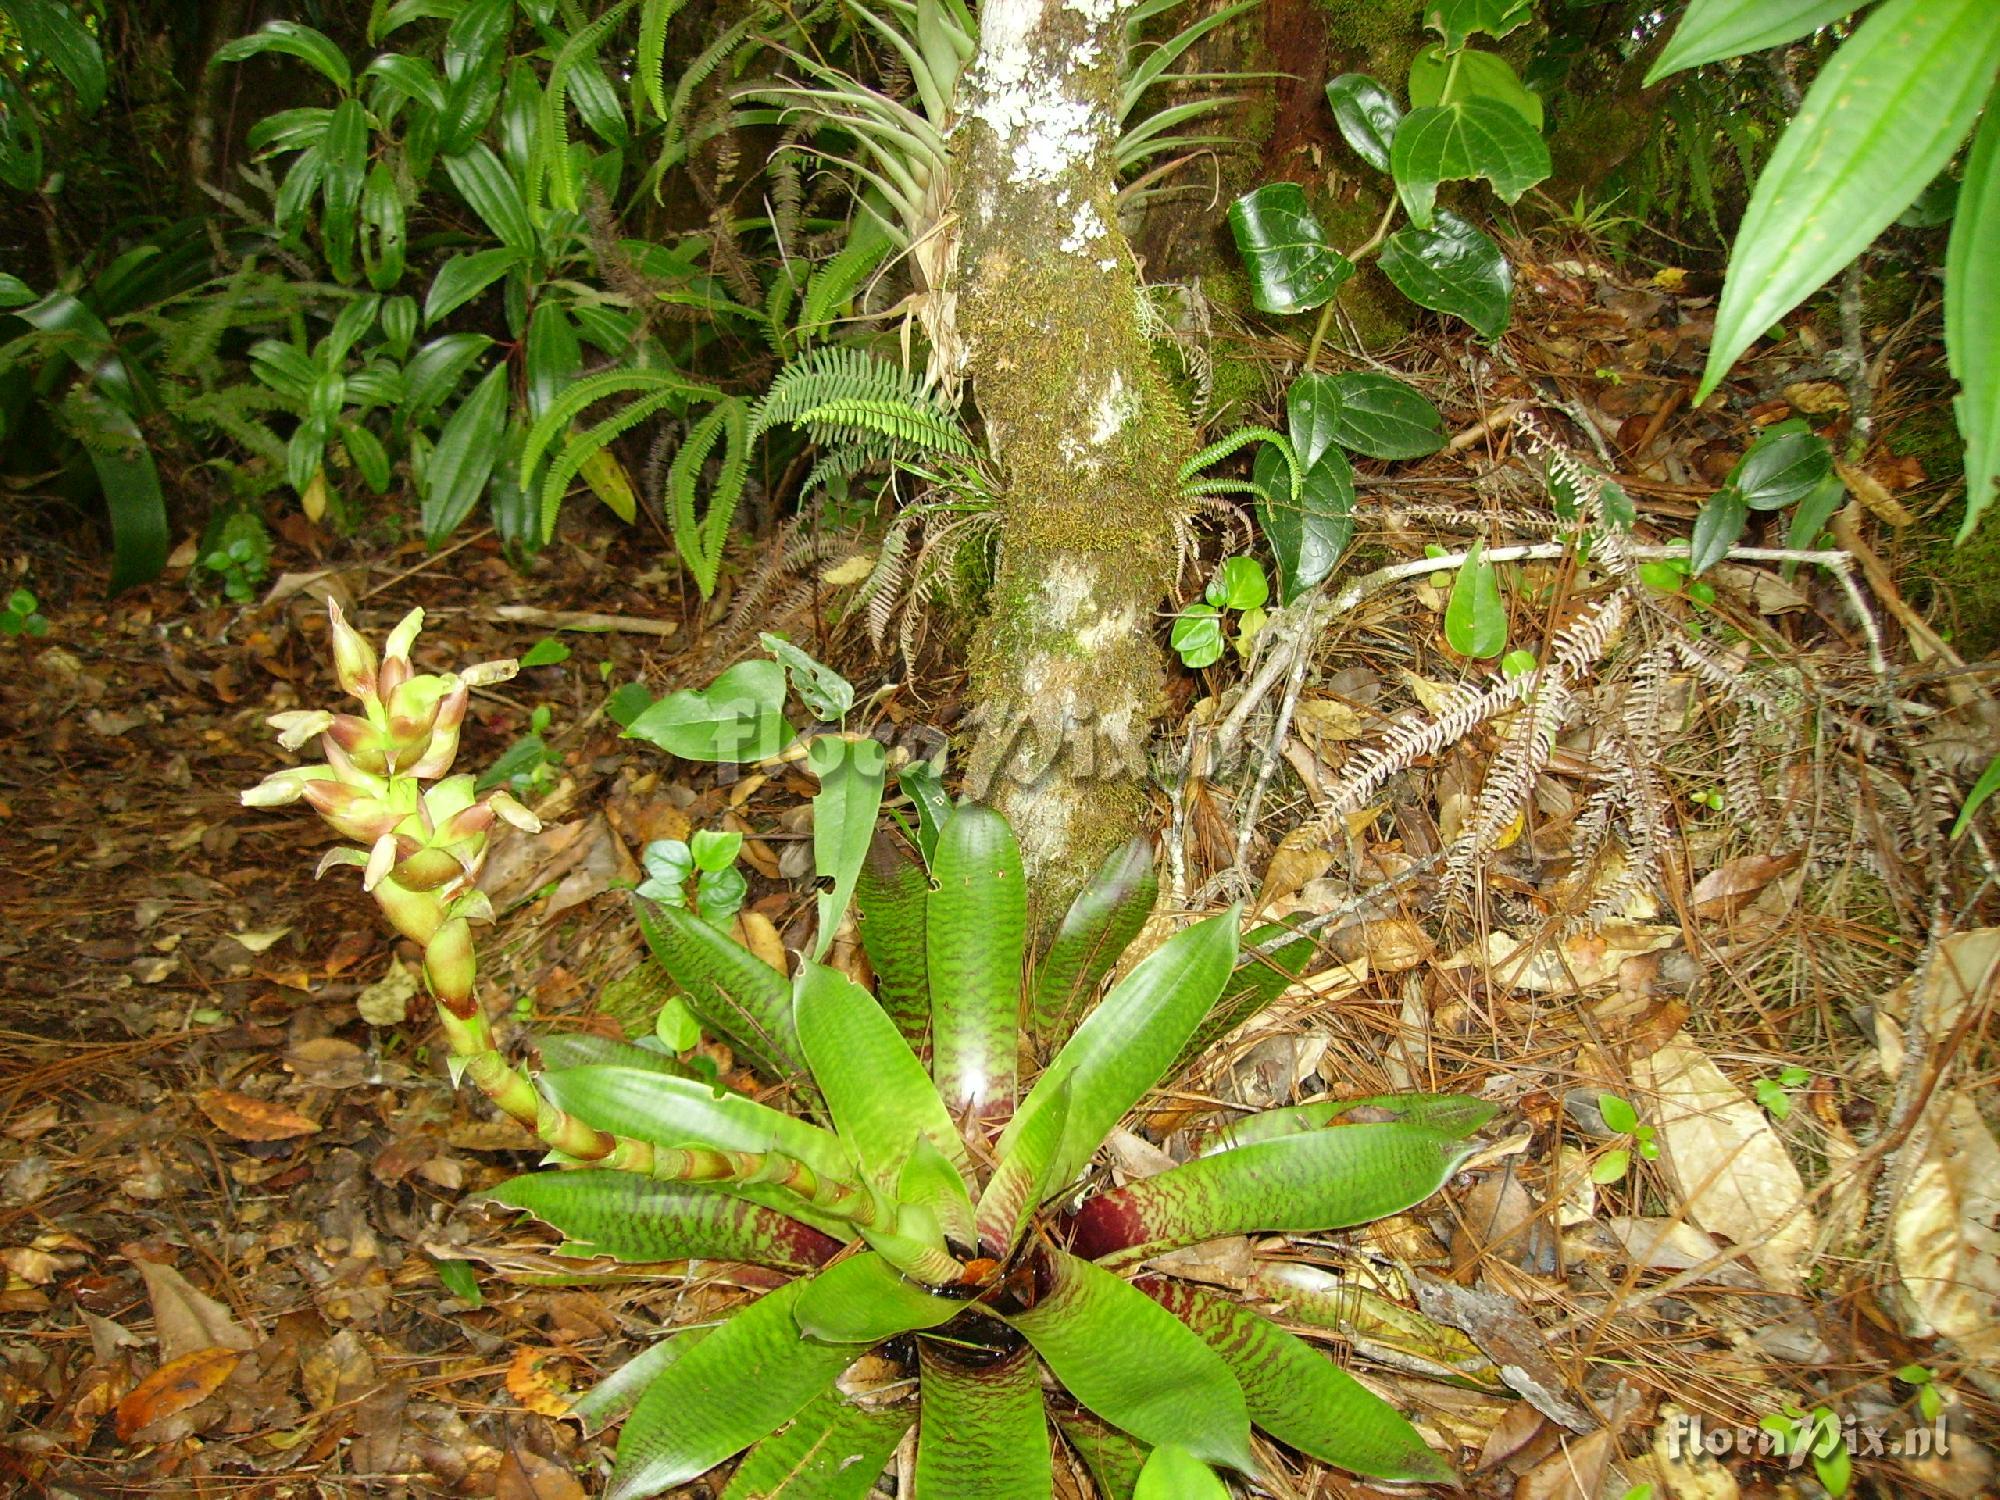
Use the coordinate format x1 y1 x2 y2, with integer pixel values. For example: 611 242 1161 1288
480 1170 841 1268
360 162 406 290
1443 538 1506 658
1390 99 1550 229
1689 489 1747 576
632 895 806 1078
1324 73 1401 174
1257 385 1357 604
525 302 580 424
916 1340 1052 1500
1696 0 2000 405
420 362 507 546
319 98 368 283
424 246 524 323
609 1281 855 1500
927 805 1025 1116
1004 1250 1253 1473
214 20 352 94
1313 372 1445 460
1144 1278 1453 1482
1407 42 1542 130
1226 183 1354 315
1424 0 1532 50
9 0 107 111
794 960 969 1190
720 1385 912 1500
1378 208 1513 338
1070 1114 1490 1267
854 833 931 1042
1946 96 1999 538
1134 1444 1228 1500
1729 419 1832 512
623 660 796 763
808 735 887 960
792 1252 961 1341
1028 836 1158 1046
1646 0 1857 85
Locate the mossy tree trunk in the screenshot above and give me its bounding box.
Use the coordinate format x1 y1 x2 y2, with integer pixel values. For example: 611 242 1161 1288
950 0 1196 912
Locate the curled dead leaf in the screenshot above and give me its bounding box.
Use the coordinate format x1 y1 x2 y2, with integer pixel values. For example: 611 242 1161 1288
114 1346 240 1441
506 1347 573 1418
194 1089 320 1142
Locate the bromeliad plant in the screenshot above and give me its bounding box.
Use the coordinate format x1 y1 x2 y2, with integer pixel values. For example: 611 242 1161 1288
247 614 1492 1498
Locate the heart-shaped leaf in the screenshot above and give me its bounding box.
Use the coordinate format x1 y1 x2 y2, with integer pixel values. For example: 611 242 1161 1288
623 659 795 762
1324 73 1402 173
1254 441 1353 604
1315 373 1446 460
1171 604 1225 669
1390 99 1550 229
1379 209 1513 338
1226 183 1354 314
1424 0 1532 50
1443 538 1506 657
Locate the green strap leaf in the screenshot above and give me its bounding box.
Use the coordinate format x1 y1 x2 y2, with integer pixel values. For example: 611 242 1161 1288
318 98 368 283
1324 73 1401 174
1004 1250 1254 1474
1143 1278 1453 1482
9 0 107 112
213 20 353 95
64 389 168 594
571 1332 703 1435
1070 1117 1488 1268
915 1340 1053 1500
423 246 524 323
854 833 932 1042
1378 208 1513 339
1645 0 1859 86
1205 1093 1497 1154
1947 89 2000 539
976 1075 1071 1257
1226 183 1354 315
1443 537 1507 658
808 736 887 960
794 960 971 1187
608 1281 856 1500
1001 910 1239 1192
480 1169 842 1269
720 1384 912 1500
1696 0 2000 405
633 894 805 1078
622 659 797 764
1171 920 1314 1078
1027 836 1159 1047
1134 1443 1228 1500
927 804 1025 1117
1390 99 1550 230
420 362 508 546
792 1251 962 1342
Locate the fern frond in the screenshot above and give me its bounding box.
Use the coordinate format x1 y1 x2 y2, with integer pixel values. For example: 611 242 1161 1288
797 397 971 455
1177 425 1286 486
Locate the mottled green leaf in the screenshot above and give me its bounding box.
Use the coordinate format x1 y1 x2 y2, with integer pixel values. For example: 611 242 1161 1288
927 805 1025 1115
572 1332 703 1435
623 659 796 763
1171 920 1314 1078
1379 209 1513 339
916 1340 1052 1500
854 833 931 1042
720 1385 912 1500
1324 73 1401 174
480 1170 841 1268
1206 1093 1497 1155
1055 1407 1148 1500
1646 0 1858 85
1226 183 1354 315
1947 95 2000 538
976 1075 1071 1257
1697 0 2000 405
1027 836 1158 1046
633 894 806 1079
791 1252 961 1341
1390 99 1550 229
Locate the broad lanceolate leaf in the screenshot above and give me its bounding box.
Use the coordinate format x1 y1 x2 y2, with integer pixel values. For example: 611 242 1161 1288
480 1170 842 1269
1143 1279 1453 1482
213 20 353 94
1005 1250 1254 1474
1135 1444 1229 1500
720 1385 913 1500
808 735 886 959
1379 208 1513 339
9 0 107 112
1444 538 1507 658
1390 99 1550 229
854 833 931 1041
1697 0 2000 405
421 362 507 545
791 1252 962 1341
609 1281 855 1500
927 805 1025 1116
1728 418 1832 512
1172 920 1315 1077
538 1065 854 1185
1308 373 1445 460
794 961 970 1189
1689 488 1747 576
1646 0 1859 85
1027 836 1159 1046
1069 1116 1490 1267
623 659 796 762
1324 73 1402 174
1226 183 1354 315
634 896 807 1078
1947 94 2000 539
1001 911 1239 1193
916 1340 1053 1500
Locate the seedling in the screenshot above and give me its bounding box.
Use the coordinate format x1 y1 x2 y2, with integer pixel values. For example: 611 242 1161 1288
1760 1402 1851 1497
1173 557 1269 668
1753 1066 1811 1122
199 511 273 603
0 587 48 637
635 829 748 929
1896 1363 1945 1422
1592 1092 1659 1183
478 705 558 796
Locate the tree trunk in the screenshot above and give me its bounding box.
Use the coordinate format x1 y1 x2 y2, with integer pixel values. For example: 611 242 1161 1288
951 0 1195 914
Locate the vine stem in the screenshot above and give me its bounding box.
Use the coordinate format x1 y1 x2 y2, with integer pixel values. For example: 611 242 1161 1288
1302 198 1400 372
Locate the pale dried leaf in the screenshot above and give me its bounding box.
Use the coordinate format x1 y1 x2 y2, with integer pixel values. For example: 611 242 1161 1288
132 1259 255 1362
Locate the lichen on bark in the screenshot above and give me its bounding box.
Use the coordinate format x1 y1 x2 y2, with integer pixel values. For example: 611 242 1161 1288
950 0 1197 913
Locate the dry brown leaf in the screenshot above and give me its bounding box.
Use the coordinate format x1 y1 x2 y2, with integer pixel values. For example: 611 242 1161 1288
114 1346 241 1441
1690 851 1802 920
1647 1404 1741 1499
132 1258 255 1361
194 1089 320 1142
733 910 788 975
1512 1426 1612 1500
1251 827 1333 918
1631 1037 1814 1291
496 1446 588 1500
1836 458 1917 526
1442 924 1680 995
506 1348 573 1418
1329 918 1432 973
1292 696 1367 741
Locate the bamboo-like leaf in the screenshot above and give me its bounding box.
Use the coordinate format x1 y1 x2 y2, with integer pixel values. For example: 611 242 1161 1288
481 1170 842 1269
214 20 352 94
1004 1250 1253 1474
1947 93 2000 539
421 362 507 545
927 805 1025 1115
915 1339 1053 1500
318 98 368 283
633 892 807 1079
443 142 536 253
1143 1278 1453 1482
1000 910 1239 1192
1645 0 1858 85
809 736 886 960
792 1251 962 1341
854 833 932 1042
1070 1114 1490 1267
1696 0 2000 405
720 1385 912 1500
609 1281 856 1500
794 960 970 1187
1027 836 1158 1047
539 1065 853 1184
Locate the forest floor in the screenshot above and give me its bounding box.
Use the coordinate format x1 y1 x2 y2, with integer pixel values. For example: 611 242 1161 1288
1 234 1997 1499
